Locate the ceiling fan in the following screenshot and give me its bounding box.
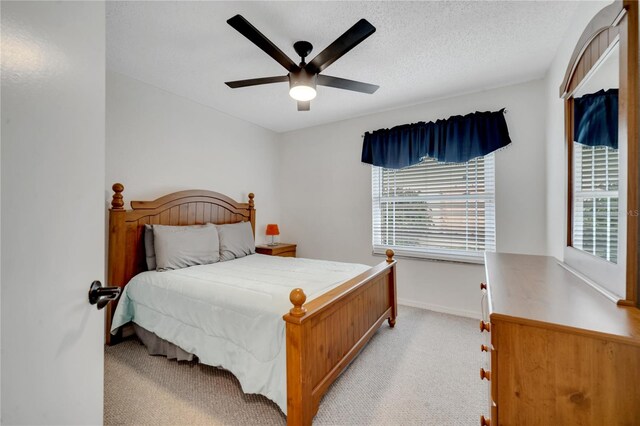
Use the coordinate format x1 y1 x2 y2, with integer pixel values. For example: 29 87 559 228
225 15 379 111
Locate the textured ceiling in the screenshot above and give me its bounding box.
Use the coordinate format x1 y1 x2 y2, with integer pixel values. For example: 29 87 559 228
107 1 582 133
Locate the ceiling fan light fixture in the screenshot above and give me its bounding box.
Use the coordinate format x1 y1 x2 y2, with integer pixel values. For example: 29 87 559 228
289 70 317 101
289 85 316 101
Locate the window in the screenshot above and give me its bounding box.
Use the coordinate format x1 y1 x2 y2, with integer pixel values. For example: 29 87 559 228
371 154 496 263
572 142 619 263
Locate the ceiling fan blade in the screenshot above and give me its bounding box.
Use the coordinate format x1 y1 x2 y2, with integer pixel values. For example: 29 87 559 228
227 15 299 73
317 75 379 94
306 19 376 73
297 101 310 111
225 75 289 88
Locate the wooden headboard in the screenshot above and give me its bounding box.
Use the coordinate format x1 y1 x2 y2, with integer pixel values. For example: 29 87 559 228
106 183 255 343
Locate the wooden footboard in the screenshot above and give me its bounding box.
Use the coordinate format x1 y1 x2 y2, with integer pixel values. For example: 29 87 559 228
283 250 397 426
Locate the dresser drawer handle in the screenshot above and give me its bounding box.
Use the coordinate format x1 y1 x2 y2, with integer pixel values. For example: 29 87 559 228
481 344 489 352
480 368 491 381
480 282 487 290
479 321 491 332
480 415 491 426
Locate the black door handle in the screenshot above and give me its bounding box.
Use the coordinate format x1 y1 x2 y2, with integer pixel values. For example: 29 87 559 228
88 280 121 310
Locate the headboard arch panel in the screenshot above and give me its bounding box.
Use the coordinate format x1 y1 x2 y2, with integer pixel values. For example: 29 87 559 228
106 183 256 343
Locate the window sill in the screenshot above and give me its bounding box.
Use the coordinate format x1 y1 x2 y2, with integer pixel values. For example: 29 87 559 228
373 247 486 265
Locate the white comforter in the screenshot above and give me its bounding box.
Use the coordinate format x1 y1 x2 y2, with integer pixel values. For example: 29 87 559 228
110 254 369 414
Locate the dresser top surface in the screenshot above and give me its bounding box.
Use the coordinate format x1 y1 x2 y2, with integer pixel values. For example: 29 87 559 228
485 252 640 345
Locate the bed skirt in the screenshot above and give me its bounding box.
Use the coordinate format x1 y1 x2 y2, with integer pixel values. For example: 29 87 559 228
133 323 195 362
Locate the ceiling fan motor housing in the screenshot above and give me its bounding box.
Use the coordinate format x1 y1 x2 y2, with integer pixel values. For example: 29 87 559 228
289 69 318 100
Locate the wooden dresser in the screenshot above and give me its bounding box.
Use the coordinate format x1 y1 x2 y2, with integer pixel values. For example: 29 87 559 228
481 253 640 426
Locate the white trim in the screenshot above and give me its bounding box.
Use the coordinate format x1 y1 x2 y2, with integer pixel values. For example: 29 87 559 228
378 193 494 203
398 298 481 320
556 260 621 304
373 247 486 265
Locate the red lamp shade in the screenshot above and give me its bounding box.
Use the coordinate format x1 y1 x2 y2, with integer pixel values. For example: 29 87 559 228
265 224 280 236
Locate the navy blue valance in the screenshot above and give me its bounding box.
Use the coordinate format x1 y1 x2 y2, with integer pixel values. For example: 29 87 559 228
574 88 618 149
361 109 511 169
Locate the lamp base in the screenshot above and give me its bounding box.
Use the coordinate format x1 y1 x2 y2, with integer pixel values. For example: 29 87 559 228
267 235 278 246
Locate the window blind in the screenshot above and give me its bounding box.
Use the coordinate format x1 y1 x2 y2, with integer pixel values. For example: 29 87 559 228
572 142 619 263
372 154 496 263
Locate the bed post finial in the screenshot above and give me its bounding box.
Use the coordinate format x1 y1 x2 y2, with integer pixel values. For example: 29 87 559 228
247 193 256 238
289 288 307 317
111 183 124 211
386 249 395 264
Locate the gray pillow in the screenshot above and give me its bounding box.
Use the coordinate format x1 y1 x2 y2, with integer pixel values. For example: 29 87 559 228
145 224 208 271
153 223 220 271
144 224 156 271
217 221 256 261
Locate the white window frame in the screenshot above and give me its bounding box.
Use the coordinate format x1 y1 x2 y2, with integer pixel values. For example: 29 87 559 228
564 138 627 300
371 154 496 264
572 142 619 263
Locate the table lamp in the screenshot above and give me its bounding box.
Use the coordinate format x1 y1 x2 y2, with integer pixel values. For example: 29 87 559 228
266 224 280 246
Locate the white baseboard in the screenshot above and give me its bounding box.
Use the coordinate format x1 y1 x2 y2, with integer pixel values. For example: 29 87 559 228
398 298 481 320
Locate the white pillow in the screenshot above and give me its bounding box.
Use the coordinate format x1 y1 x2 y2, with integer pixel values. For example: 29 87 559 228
217 222 256 261
153 224 220 271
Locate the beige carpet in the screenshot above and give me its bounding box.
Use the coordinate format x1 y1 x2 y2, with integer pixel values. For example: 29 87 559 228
104 306 487 425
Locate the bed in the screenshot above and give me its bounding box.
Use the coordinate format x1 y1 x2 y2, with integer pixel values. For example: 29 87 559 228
106 184 397 425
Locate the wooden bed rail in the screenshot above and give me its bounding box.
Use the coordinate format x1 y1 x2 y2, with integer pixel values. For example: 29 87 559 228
283 249 397 425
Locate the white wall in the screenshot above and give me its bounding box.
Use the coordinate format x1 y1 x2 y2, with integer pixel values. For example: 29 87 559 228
106 71 282 244
544 1 610 259
278 79 547 318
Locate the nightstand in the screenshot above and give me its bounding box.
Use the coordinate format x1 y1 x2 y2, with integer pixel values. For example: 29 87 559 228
255 243 297 258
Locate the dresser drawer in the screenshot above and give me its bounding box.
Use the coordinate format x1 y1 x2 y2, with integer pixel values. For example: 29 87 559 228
490 336 498 403
277 250 296 257
255 243 297 257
